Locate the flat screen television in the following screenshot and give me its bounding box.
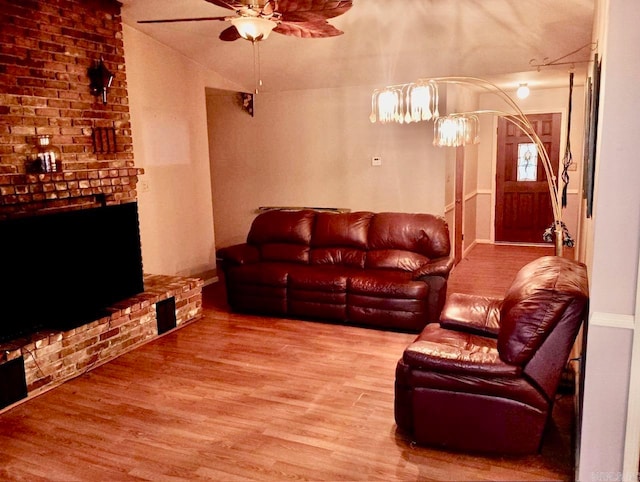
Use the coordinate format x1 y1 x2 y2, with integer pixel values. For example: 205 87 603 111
0 202 144 342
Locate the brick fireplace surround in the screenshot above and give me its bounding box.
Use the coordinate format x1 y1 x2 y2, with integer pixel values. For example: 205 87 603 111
0 0 204 408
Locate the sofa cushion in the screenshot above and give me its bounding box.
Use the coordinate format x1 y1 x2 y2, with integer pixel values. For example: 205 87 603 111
247 209 315 246
287 266 349 320
365 249 430 271
311 211 373 248
310 247 366 268
288 265 350 292
260 243 310 264
226 262 290 287
367 213 450 259
349 270 429 299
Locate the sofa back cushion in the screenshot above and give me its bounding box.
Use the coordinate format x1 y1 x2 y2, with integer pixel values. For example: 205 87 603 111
312 212 372 248
309 212 373 268
365 213 450 270
497 256 589 366
247 210 315 263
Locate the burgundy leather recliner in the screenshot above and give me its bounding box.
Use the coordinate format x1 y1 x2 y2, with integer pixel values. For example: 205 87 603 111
394 256 589 454
217 209 454 331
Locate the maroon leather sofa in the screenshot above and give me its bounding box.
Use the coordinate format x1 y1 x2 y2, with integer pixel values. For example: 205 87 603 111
216 209 453 331
394 256 589 454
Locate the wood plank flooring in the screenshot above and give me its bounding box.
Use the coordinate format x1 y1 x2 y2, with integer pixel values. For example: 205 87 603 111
0 244 575 481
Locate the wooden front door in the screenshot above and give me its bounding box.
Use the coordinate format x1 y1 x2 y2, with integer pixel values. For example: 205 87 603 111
495 113 561 243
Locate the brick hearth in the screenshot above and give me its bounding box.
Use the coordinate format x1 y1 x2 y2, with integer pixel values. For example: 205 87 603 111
0 274 203 405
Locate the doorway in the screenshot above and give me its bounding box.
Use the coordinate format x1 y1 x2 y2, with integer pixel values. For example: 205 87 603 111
495 113 561 243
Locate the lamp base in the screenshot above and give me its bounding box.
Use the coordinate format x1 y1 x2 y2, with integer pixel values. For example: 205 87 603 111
555 229 563 256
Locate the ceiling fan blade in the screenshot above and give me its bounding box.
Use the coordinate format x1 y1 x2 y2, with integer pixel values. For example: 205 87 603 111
138 16 228 24
204 0 244 11
277 0 353 20
274 21 344 38
219 25 242 42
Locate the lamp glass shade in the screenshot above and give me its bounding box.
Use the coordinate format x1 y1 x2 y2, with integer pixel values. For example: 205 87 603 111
231 17 277 41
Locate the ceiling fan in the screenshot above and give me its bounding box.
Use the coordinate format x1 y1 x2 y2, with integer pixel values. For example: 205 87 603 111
138 0 354 42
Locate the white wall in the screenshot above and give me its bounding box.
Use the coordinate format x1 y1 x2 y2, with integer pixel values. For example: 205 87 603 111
578 0 640 478
207 87 447 249
123 25 242 280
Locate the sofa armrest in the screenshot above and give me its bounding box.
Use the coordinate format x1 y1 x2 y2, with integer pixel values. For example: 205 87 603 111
216 243 260 267
439 293 502 338
412 256 454 280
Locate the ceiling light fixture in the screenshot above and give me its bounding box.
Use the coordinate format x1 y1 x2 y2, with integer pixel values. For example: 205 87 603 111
370 76 566 255
517 83 530 99
229 16 278 94
230 16 277 42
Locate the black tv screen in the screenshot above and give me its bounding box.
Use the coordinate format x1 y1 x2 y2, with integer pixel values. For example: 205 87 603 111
0 202 144 342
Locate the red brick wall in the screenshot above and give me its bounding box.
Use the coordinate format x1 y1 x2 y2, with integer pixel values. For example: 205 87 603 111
0 2 206 409
0 0 133 175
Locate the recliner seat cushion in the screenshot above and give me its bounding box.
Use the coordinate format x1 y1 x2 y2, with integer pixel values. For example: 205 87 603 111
400 324 547 410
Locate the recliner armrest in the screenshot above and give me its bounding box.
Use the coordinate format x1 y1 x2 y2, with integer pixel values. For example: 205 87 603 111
216 243 260 267
412 256 454 280
439 293 502 338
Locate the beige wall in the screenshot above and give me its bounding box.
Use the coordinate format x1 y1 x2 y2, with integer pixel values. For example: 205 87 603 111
206 86 447 249
123 25 241 280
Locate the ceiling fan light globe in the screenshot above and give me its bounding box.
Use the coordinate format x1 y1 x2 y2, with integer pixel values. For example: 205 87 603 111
231 16 277 42
517 83 530 99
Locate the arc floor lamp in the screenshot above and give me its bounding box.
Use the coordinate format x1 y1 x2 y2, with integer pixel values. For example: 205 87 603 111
370 76 566 256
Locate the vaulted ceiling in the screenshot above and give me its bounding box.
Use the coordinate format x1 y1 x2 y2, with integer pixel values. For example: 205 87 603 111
120 0 595 93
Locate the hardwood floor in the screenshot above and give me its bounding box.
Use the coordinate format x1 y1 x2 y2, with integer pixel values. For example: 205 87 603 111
0 244 575 481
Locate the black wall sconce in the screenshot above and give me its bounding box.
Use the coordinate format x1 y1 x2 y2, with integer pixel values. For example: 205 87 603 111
88 57 114 104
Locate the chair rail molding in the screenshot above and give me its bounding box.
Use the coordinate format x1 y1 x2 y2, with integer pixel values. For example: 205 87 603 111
589 312 635 330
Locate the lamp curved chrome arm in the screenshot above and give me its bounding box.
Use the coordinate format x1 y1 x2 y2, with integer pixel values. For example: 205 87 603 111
370 76 565 255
